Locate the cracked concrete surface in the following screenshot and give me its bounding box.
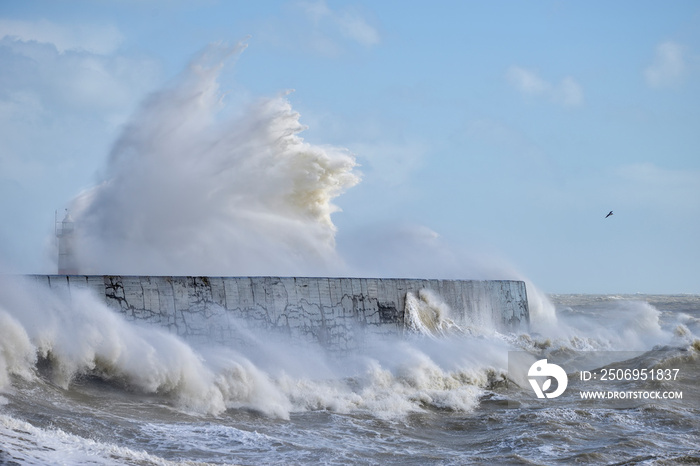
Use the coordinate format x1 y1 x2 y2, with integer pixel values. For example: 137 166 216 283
32 276 529 350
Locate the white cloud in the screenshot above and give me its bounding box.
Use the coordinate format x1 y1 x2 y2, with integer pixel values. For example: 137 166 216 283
0 37 160 115
297 0 380 48
0 25 161 272
257 1 380 56
506 66 549 94
0 20 154 121
555 76 584 107
335 9 380 46
506 66 584 107
645 41 686 88
299 0 332 23
0 18 123 54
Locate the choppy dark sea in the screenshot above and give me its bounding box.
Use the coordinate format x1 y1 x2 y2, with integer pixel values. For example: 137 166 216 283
1 282 698 465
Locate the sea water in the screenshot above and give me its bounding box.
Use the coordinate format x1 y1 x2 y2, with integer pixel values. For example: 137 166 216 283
3 42 699 464
1 278 698 465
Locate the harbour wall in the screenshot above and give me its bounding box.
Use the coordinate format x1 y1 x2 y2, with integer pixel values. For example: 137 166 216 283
29 275 529 350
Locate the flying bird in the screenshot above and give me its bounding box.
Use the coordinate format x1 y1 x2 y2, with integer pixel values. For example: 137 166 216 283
605 211 613 218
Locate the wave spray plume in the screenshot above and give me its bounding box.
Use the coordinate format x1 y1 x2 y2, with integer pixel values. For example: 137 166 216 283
70 41 360 276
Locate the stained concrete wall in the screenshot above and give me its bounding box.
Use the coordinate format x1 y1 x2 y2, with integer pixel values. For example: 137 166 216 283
31 275 529 349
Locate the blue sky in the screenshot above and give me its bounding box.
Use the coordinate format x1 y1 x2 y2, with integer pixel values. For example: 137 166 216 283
1 1 699 293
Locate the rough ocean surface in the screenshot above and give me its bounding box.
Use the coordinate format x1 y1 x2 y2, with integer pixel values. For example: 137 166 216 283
4 42 698 465
1 277 698 465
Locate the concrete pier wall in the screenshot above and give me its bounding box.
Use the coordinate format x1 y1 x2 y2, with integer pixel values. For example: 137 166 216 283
30 276 529 349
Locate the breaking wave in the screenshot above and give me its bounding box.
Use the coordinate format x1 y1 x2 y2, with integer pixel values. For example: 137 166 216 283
3 276 697 424
69 41 360 276
0 276 511 420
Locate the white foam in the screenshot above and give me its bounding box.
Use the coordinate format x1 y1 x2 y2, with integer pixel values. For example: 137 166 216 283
0 308 36 389
1 276 502 420
3 273 692 425
523 299 672 353
137 421 275 455
0 413 174 465
524 281 558 333
69 41 360 277
405 289 462 337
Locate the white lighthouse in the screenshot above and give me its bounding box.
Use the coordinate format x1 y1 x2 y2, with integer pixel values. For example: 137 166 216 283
56 210 78 274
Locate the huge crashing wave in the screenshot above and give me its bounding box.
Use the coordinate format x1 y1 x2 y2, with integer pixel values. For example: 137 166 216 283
69 41 360 277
